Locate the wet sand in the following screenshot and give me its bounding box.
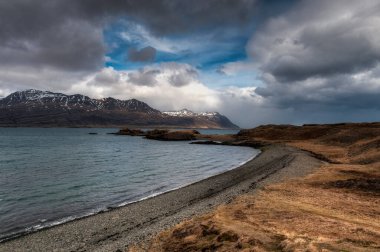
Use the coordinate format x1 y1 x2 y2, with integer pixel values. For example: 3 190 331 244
0 144 323 252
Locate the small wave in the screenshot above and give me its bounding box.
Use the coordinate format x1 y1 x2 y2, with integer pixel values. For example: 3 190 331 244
0 210 102 243
116 187 183 207
0 142 259 243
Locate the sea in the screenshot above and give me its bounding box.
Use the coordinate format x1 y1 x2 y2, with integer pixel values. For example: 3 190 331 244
0 128 259 241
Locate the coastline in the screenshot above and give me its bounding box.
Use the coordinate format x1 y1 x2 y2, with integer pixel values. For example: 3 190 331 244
0 147 255 243
0 144 323 252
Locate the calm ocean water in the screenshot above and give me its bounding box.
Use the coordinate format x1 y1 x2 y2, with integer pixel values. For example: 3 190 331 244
0 128 258 240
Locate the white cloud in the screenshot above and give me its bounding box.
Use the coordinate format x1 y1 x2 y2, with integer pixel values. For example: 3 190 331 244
61 64 274 127
68 64 222 112
120 23 193 54
4 61 380 127
118 21 218 55
218 61 256 76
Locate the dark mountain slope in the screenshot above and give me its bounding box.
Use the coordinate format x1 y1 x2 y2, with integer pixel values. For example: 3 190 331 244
0 90 238 129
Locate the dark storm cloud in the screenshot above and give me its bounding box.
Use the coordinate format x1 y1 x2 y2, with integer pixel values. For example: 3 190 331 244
0 0 258 72
249 0 380 82
77 0 258 35
258 21 380 82
250 0 380 112
128 46 156 62
0 0 105 71
0 20 104 71
261 71 380 110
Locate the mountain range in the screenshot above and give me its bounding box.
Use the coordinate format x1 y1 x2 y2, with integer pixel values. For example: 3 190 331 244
0 90 238 129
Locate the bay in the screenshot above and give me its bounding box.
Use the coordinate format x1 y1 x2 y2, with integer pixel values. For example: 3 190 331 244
0 128 258 240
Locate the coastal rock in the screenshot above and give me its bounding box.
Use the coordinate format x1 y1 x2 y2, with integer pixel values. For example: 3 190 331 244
145 129 200 141
190 140 223 145
116 128 145 136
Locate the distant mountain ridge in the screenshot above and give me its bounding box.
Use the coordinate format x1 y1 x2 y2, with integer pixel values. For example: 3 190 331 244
0 90 239 129
163 109 219 117
1 89 158 113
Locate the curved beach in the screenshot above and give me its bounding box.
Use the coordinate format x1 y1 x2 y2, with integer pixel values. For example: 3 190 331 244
0 144 322 252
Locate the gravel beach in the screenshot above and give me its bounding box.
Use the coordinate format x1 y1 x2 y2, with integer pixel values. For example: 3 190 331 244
0 144 323 252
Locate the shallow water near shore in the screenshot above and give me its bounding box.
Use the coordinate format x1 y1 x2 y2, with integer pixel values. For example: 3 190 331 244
0 128 258 241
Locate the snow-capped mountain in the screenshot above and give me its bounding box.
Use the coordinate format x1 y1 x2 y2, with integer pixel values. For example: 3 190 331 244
162 108 238 129
163 109 218 118
1 89 158 114
0 90 239 128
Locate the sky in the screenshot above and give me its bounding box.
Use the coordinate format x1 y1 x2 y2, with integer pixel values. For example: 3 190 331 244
1 0 380 127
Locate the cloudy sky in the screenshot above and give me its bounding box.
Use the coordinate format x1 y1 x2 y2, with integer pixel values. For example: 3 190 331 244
1 0 380 127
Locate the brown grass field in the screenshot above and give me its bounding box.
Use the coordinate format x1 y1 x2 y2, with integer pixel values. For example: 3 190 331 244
131 123 380 251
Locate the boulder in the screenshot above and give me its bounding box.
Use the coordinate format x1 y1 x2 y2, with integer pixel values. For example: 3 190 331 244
145 129 199 141
116 128 145 136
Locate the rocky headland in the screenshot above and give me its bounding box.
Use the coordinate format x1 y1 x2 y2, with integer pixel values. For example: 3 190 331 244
114 128 202 141
131 122 380 252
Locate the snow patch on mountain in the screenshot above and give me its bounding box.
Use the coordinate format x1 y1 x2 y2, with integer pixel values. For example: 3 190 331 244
163 109 219 118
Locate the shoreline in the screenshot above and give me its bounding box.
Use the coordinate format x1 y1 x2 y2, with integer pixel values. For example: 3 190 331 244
0 126 239 130
0 144 323 252
0 147 257 243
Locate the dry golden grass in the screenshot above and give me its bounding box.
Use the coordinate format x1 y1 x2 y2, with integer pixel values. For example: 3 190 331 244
130 123 380 251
